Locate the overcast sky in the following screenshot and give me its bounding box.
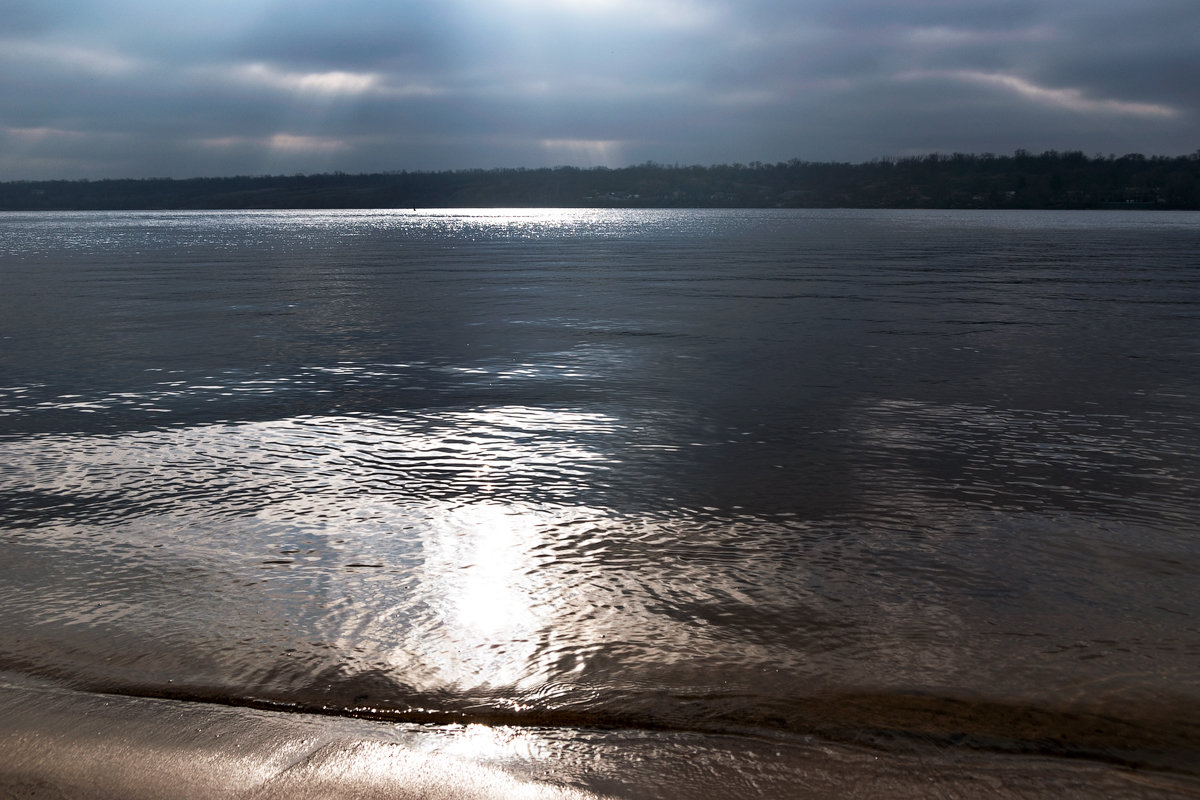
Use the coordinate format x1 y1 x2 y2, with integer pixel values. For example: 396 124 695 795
2 0 1197 179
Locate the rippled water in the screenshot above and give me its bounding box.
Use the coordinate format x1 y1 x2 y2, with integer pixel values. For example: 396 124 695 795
1 209 1198 774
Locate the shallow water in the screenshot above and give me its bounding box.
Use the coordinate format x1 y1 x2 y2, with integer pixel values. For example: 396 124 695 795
1 208 1198 775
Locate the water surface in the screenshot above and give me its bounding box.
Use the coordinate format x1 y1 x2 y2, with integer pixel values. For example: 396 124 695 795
1 208 1198 779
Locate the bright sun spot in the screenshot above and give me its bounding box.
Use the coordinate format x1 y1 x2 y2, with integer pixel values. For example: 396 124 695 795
412 500 550 689
448 504 539 639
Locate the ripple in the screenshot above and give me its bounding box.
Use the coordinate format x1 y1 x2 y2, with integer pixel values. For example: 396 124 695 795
3 209 1199 774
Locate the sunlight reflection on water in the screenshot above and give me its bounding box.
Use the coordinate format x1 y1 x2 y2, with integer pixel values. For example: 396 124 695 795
417 502 555 691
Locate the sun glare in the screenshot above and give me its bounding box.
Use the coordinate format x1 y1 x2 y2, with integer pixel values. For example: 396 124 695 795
403 500 552 690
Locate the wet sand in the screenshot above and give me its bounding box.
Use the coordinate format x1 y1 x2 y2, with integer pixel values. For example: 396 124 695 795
1 678 1196 800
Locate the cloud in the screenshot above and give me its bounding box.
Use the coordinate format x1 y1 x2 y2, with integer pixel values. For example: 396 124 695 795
3 125 90 142
498 0 718 30
903 24 1055 47
539 139 627 167
195 133 351 152
0 38 139 76
897 70 1179 118
224 63 382 97
0 0 1197 179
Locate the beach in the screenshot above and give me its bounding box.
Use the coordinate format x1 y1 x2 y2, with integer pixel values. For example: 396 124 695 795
3 675 1198 799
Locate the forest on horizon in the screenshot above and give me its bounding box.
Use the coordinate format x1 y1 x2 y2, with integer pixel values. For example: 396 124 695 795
3 149 1199 211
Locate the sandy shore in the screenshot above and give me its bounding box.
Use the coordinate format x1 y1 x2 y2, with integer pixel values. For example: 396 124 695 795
1 678 1195 799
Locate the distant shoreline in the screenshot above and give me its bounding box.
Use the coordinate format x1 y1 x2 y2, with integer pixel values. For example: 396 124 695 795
3 150 1199 211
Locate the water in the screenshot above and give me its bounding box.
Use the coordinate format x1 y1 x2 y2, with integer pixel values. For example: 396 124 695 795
1 208 1198 782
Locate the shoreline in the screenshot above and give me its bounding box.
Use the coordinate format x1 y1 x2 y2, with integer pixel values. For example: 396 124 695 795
1 679 1196 799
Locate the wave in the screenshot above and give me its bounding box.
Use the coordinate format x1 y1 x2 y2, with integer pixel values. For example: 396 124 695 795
51 669 1197 778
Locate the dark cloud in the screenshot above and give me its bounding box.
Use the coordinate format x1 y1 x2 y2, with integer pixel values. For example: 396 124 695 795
0 0 62 35
229 1 457 71
1029 2 1200 108
1 0 1196 179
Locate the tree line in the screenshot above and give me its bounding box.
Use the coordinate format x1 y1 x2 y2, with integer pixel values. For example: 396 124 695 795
3 150 1199 210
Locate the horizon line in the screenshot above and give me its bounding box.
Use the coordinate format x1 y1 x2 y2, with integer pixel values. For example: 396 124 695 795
5 148 1200 185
